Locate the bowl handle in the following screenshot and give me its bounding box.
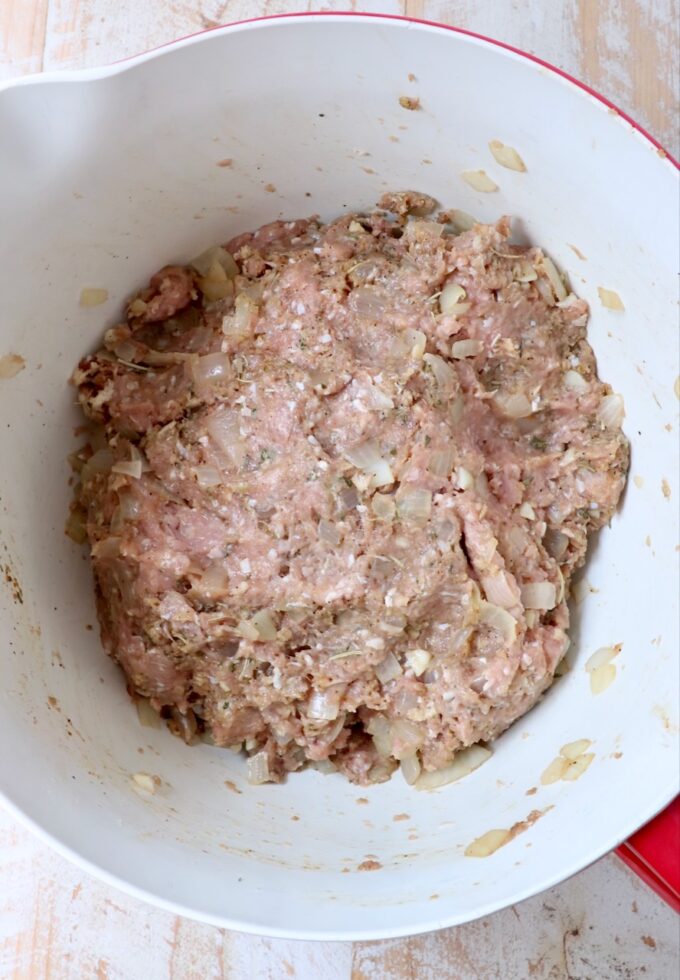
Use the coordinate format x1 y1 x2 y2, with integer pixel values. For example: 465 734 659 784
616 797 680 912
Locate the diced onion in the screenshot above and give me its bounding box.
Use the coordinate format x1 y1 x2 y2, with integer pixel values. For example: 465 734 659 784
454 466 474 491
391 718 425 760
191 352 231 384
251 608 277 641
423 353 455 387
428 446 456 478
80 288 109 307
585 645 619 672
439 282 467 315
307 686 344 721
478 602 517 643
451 339 483 359
236 619 260 642
519 502 536 519
544 528 569 559
464 828 510 857
563 369 589 392
132 772 158 794
396 487 432 524
351 285 387 319
513 260 537 283
111 460 143 479
222 293 256 341
449 210 477 232
247 750 272 785
415 744 491 791
91 536 121 559
379 613 407 635
540 756 569 785
371 493 396 521
375 652 403 684
406 648 431 676
590 663 617 694
400 753 421 785
193 465 222 488
407 329 427 360
560 738 592 760
521 581 557 610
488 139 526 172
198 258 234 302
461 170 498 193
318 519 341 545
343 439 394 488
562 753 595 781
597 393 625 428
190 245 239 279
81 449 114 482
538 255 568 302
494 391 533 419
207 407 246 468
135 698 161 729
481 572 518 609
597 287 625 311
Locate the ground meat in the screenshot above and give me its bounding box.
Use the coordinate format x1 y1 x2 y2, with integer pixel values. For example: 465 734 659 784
70 193 628 786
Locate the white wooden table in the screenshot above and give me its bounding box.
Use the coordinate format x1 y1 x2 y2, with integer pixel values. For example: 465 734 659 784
1 3 678 977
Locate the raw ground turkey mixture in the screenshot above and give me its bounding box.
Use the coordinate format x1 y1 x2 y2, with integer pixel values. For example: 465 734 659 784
71 192 628 787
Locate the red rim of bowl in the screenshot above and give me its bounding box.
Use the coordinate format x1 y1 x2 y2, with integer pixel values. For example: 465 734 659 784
134 10 678 170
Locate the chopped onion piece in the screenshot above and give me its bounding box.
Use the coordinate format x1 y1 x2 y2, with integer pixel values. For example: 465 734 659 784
343 439 394 488
489 139 526 172
513 260 537 283
451 338 483 359
597 393 625 428
207 407 246 468
408 329 427 360
519 502 536 520
597 287 625 311
423 352 455 388
368 715 392 758
563 369 589 392
251 609 277 641
415 744 491 791
79 288 109 307
191 352 231 384
521 581 557 610
560 738 592 760
461 170 498 193
540 756 569 785
454 466 474 491
81 449 114 482
481 572 518 609
111 460 143 479
400 753 421 785
494 391 533 419
247 750 272 784
318 519 341 545
538 255 568 302
198 258 234 302
351 285 387 319
222 293 256 341
563 753 595 781
406 648 431 676
585 645 620 672
391 718 425 759
132 772 158 794
428 446 456 478
307 686 344 721
590 663 617 694
375 652 403 684
190 245 239 279
464 828 510 857
135 698 161 729
478 602 517 643
236 619 260 642
439 282 467 315
396 487 432 524
193 465 222 488
371 493 396 521
544 528 569 559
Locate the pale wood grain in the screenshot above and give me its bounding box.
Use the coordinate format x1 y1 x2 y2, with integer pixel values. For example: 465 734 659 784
0 0 49 81
1 808 677 980
1 2 678 978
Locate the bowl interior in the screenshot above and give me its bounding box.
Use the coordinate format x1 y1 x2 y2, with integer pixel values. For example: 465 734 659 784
0 16 678 938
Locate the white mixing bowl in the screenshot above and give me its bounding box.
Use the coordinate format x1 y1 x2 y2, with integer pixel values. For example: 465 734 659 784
0 13 678 940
